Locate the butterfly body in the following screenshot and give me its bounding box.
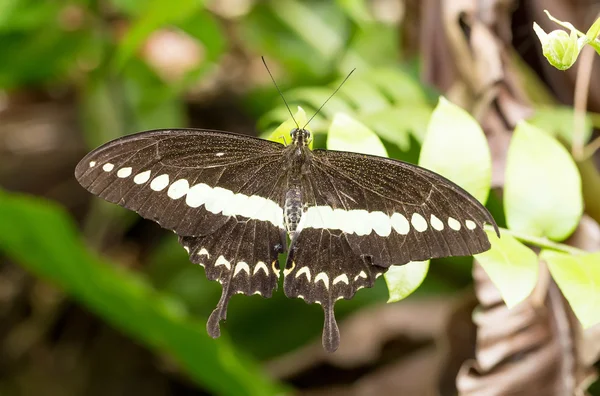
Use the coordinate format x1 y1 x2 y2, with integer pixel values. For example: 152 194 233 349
75 127 498 352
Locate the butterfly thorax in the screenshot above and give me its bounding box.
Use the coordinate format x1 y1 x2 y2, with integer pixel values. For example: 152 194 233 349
283 128 313 238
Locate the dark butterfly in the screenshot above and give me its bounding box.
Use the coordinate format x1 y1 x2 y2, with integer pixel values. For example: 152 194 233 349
75 126 498 352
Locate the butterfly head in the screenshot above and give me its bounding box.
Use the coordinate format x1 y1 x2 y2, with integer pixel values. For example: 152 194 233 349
291 128 311 147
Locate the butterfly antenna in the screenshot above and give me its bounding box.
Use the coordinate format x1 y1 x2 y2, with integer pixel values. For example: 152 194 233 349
303 68 356 129
262 57 299 129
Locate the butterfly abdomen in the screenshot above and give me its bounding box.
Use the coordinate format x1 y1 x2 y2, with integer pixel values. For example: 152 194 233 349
284 186 303 238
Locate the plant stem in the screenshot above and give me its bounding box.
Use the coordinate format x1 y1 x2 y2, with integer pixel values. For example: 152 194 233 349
572 45 595 159
498 227 585 256
582 135 600 160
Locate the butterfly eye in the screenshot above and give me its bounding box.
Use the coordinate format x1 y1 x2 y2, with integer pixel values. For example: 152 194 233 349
290 128 296 137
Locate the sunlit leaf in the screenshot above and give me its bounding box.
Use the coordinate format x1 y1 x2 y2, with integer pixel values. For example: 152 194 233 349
542 250 600 328
385 261 429 303
419 97 492 204
0 190 284 396
585 16 600 43
475 230 538 308
269 0 345 59
286 87 355 119
267 106 312 148
365 68 428 105
504 121 583 240
359 105 431 151
335 0 373 26
339 77 390 113
326 113 387 156
528 105 592 145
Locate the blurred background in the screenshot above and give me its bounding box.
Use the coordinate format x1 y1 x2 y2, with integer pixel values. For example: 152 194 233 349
1 0 600 395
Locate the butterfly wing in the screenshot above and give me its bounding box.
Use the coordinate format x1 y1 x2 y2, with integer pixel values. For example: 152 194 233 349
75 129 289 337
284 149 498 351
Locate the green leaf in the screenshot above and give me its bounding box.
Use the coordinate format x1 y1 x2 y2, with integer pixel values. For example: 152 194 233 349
585 16 600 43
385 261 429 303
504 121 583 240
269 0 344 59
113 0 205 70
542 250 600 328
267 106 311 147
475 230 539 308
527 105 593 145
335 0 373 26
0 190 284 396
339 77 390 113
418 97 492 204
359 105 432 151
326 113 387 156
286 87 355 119
365 68 428 105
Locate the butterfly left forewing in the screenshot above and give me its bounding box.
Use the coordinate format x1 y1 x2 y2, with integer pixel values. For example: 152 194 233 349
75 129 286 236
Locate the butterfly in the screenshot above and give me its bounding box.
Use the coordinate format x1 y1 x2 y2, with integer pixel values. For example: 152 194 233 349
75 125 498 352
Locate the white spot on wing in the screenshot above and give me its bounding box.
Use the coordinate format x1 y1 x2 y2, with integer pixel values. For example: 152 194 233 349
354 271 367 281
283 261 296 276
117 167 132 178
198 248 210 258
466 220 477 230
207 187 234 214
333 274 349 285
253 290 262 296
411 213 428 232
215 255 231 270
430 214 444 231
150 174 170 191
184 183 284 228
215 152 225 157
272 261 280 279
332 208 355 234
89 161 96 168
186 183 211 208
295 267 311 282
253 262 269 276
234 262 250 276
183 246 190 253
315 272 329 290
167 179 190 200
134 170 151 184
448 217 461 230
370 211 392 236
102 163 114 172
351 210 372 235
391 213 410 235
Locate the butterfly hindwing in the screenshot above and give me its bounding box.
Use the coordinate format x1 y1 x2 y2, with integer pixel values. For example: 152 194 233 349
284 228 384 352
180 217 286 338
